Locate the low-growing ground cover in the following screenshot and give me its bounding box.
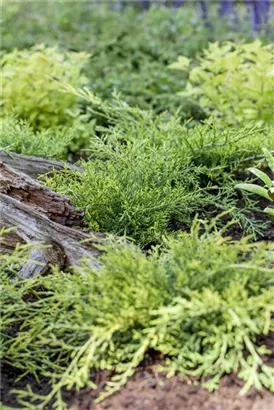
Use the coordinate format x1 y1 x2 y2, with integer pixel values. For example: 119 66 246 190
0 2 274 410
1 217 274 409
43 90 273 245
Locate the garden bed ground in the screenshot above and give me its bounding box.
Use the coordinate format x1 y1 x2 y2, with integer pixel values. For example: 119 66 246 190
2 333 274 410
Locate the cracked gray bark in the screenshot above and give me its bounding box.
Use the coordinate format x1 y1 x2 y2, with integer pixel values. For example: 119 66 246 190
0 151 83 179
0 160 102 278
0 161 86 227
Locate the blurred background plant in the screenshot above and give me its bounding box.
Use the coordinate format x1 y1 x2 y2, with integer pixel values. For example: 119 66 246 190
2 1 273 124
170 40 274 125
0 44 90 129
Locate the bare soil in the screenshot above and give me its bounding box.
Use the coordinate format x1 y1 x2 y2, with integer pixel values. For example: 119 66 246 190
1 334 274 410
69 366 274 410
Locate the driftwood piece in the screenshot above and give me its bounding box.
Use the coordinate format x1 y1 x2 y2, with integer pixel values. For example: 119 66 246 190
0 159 102 278
0 151 83 179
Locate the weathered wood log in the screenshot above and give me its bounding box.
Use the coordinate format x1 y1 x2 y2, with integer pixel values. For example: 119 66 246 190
0 193 102 278
0 160 103 278
0 161 86 228
0 151 83 179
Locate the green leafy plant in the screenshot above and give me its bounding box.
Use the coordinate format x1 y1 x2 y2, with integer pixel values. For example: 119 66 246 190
170 40 274 124
0 44 90 129
236 149 274 220
1 217 274 409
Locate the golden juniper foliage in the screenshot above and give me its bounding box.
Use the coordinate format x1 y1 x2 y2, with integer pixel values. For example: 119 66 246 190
1 217 274 409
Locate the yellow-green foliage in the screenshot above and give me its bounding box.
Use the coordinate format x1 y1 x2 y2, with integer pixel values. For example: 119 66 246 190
1 218 274 409
0 44 90 128
170 40 274 124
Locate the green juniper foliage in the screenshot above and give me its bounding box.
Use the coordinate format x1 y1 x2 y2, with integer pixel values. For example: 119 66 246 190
45 136 206 247
64 86 274 175
1 218 274 409
44 87 273 243
0 116 73 160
